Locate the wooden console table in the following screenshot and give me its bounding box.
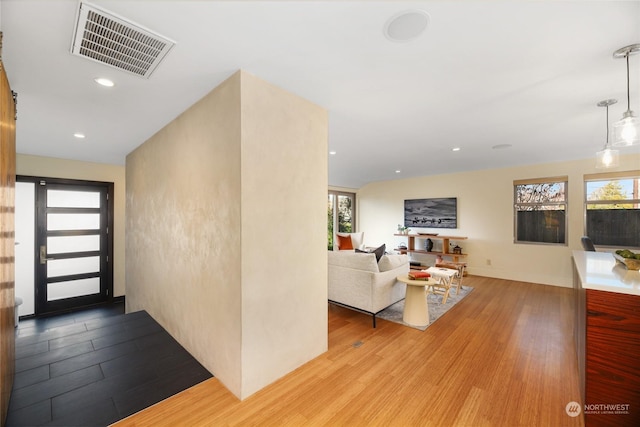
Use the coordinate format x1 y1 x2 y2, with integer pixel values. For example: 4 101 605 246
394 234 467 263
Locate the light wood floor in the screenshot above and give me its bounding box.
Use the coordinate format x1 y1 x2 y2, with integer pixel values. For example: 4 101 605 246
113 276 584 426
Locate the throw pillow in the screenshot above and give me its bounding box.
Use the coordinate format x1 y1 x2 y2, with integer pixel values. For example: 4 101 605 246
336 232 364 250
336 234 353 250
372 244 386 262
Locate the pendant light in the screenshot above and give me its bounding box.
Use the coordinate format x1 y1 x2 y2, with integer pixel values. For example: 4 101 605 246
612 44 640 147
595 99 619 169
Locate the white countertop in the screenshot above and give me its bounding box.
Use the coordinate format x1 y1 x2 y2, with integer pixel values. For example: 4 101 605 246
573 250 640 296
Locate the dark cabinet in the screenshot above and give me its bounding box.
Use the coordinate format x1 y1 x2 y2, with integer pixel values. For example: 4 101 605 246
575 283 640 426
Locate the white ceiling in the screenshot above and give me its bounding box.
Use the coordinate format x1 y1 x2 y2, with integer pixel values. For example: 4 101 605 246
2 0 639 189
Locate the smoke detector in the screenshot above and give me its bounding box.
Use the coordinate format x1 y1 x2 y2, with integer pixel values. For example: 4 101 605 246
70 1 175 78
384 10 430 42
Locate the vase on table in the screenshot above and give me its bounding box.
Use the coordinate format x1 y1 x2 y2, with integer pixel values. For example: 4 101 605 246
425 238 433 252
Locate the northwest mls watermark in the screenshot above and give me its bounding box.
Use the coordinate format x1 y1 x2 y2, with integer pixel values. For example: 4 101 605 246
584 403 630 415
565 401 630 417
565 402 581 417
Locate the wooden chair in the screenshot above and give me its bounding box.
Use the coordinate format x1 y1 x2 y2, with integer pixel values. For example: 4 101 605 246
435 262 465 295
427 280 451 304
425 266 458 304
581 236 596 252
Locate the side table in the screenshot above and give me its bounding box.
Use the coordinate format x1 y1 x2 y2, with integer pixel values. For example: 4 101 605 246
397 275 436 327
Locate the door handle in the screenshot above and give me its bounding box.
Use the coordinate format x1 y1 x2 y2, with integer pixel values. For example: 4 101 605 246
40 245 55 264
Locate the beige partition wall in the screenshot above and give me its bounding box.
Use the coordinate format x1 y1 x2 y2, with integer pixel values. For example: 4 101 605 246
126 70 328 399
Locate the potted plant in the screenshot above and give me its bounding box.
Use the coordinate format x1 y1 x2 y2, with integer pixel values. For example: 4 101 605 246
397 224 410 235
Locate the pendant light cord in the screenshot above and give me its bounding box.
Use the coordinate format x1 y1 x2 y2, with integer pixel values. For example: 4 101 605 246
606 104 610 146
597 99 617 148
626 54 631 112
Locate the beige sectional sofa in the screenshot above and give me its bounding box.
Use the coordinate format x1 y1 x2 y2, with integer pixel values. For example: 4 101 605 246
328 250 409 327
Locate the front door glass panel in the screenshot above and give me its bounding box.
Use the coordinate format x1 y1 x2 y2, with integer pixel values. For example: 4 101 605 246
48 278 101 301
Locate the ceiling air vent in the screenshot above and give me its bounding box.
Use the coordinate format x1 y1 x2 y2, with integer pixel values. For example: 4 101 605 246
70 1 175 78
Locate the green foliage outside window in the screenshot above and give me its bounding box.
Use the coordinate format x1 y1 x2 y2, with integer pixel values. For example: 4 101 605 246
586 180 633 209
328 192 355 250
585 177 639 247
327 202 334 250
338 196 353 233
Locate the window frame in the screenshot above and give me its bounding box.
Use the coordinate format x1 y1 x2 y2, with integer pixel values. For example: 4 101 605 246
513 176 568 246
583 170 640 248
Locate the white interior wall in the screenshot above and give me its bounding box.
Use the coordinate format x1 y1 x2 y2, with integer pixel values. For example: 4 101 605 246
358 153 639 288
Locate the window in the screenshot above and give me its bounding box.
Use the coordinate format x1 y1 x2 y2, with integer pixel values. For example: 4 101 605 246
514 176 567 245
584 171 640 248
328 191 355 250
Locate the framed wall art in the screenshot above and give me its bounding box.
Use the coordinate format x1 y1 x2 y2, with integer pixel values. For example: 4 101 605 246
404 197 457 229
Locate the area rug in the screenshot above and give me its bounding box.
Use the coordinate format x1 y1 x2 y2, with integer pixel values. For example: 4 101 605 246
377 286 474 331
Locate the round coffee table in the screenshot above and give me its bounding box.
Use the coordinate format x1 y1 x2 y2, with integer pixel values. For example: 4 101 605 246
397 275 435 327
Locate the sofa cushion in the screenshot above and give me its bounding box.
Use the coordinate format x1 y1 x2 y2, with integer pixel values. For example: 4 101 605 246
336 234 353 250
378 254 409 272
328 250 379 273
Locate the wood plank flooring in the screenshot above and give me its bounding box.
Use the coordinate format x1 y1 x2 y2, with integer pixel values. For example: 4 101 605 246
7 302 212 426
114 276 585 426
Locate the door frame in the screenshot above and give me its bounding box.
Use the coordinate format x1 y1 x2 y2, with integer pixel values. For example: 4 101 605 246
17 175 114 315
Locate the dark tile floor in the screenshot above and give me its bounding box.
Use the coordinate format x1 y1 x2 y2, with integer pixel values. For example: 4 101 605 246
7 302 213 427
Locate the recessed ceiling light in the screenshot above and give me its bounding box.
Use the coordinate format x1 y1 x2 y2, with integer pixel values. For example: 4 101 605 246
395 170 401 174
329 151 337 155
384 10 430 42
73 133 86 139
94 78 115 87
452 147 461 152
492 144 512 150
